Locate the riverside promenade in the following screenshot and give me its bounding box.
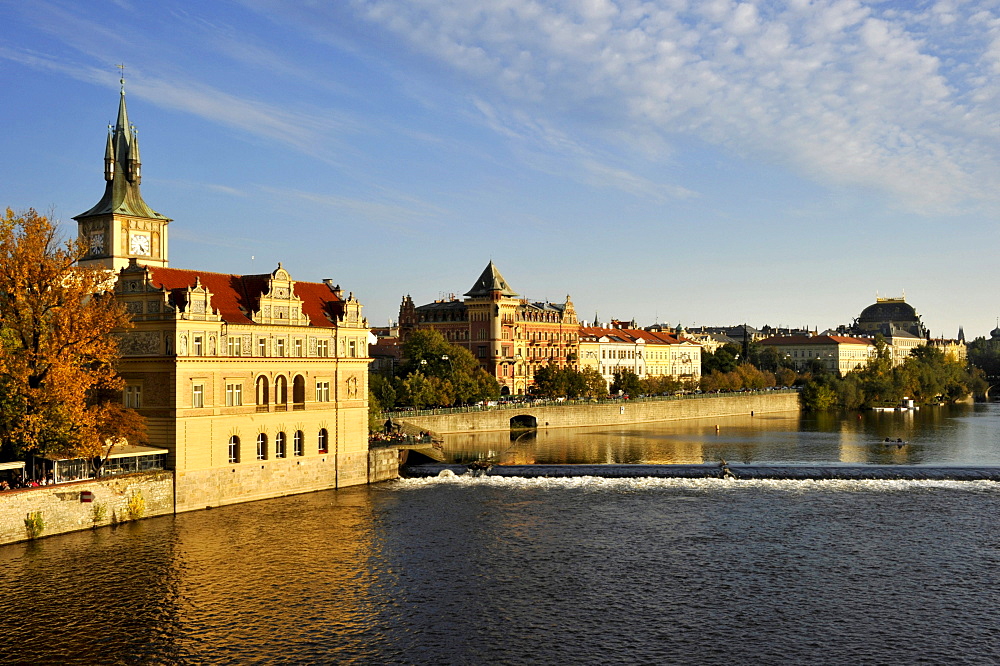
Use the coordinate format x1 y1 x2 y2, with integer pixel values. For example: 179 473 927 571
389 389 799 434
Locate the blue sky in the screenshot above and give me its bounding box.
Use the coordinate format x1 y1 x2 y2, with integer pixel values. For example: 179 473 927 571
2 0 998 338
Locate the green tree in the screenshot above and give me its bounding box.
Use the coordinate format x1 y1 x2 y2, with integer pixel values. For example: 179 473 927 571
800 339 974 410
968 337 1000 378
370 373 396 411
395 330 499 407
581 367 610 399
610 370 642 396
702 343 741 374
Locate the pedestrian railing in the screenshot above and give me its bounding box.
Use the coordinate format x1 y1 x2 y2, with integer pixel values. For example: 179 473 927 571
383 388 799 419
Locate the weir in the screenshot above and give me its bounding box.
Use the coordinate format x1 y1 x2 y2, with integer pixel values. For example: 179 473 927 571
403 464 1000 482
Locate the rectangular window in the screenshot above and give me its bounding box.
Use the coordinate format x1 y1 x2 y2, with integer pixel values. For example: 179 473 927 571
317 340 329 357
192 383 205 408
294 339 303 357
225 383 243 407
193 335 204 356
258 338 267 356
124 385 142 408
316 381 330 402
276 339 286 357
228 336 242 356
348 339 357 357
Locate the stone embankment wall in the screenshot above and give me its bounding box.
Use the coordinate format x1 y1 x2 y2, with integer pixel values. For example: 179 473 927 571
369 447 401 483
0 471 174 546
398 392 799 434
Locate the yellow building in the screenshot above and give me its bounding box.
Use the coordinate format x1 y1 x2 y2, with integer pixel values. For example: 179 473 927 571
74 84 371 511
578 326 701 388
758 335 875 375
399 262 578 395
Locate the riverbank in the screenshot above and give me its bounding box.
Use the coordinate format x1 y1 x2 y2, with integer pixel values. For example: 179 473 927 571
395 390 799 433
0 447 401 545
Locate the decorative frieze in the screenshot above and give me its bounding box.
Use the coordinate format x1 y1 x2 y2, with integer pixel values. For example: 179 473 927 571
120 331 160 356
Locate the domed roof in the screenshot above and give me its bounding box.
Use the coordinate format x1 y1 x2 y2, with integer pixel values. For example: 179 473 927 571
858 298 918 324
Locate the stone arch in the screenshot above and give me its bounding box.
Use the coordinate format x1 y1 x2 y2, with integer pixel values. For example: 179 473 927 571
292 374 306 406
274 375 288 406
255 375 269 407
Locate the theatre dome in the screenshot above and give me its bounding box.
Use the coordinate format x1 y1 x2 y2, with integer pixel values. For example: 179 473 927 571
853 296 926 337
858 299 919 325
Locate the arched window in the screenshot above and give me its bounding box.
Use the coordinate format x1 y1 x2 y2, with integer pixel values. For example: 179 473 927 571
274 375 288 410
294 430 304 456
275 432 286 459
292 375 305 410
318 428 328 454
255 376 269 413
256 433 268 460
228 436 240 464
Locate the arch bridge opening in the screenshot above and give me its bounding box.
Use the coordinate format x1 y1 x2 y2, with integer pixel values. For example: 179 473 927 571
510 414 537 430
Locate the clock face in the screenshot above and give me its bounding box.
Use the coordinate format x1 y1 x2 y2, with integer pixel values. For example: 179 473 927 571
130 233 151 256
90 232 104 255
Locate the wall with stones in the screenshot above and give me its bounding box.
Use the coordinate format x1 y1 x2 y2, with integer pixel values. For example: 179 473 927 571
398 392 800 434
0 471 173 546
369 447 400 483
174 450 375 513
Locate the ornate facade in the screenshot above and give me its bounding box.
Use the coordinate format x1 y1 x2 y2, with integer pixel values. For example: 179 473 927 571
579 326 701 388
76 85 371 511
399 262 578 394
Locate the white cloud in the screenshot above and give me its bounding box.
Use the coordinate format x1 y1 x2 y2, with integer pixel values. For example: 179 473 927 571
339 0 1000 212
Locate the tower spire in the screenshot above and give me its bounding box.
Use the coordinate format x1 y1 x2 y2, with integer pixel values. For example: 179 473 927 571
75 67 167 222
74 68 171 270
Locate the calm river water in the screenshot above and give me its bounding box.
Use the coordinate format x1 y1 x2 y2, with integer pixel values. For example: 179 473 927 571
2 404 999 664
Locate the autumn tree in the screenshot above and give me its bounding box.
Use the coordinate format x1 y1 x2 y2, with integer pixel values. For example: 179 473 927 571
0 208 145 462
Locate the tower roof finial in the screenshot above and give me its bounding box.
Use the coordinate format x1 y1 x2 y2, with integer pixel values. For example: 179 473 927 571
117 63 126 94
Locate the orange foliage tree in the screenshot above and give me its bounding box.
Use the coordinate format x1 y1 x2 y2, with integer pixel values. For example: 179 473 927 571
0 208 145 462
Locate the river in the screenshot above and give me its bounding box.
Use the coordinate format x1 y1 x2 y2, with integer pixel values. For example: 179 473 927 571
1 404 999 664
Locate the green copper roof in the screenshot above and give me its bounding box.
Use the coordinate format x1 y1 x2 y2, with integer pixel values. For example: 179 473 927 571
74 86 170 222
465 261 517 297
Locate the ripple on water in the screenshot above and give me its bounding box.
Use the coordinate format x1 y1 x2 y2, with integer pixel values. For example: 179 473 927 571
1 479 999 664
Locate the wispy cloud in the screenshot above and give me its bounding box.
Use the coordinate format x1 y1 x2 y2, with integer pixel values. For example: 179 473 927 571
260 185 451 233
336 0 1000 212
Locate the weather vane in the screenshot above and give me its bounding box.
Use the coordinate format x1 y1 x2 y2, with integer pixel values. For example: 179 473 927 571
116 62 126 92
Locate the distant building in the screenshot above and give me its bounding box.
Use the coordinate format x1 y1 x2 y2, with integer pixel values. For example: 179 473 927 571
579 326 701 388
757 335 876 376
685 328 741 355
399 262 578 394
851 295 928 338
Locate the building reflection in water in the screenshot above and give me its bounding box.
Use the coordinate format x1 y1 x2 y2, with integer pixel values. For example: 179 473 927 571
441 406 985 468
443 413 810 466
0 486 383 664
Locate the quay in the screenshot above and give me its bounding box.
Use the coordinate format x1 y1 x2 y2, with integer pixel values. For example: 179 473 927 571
390 389 800 434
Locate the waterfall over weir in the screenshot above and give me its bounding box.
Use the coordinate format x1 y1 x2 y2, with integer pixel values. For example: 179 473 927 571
403 463 1000 482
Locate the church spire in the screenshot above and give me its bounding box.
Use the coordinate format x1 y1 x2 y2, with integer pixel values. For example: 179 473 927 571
75 69 171 271
75 72 167 222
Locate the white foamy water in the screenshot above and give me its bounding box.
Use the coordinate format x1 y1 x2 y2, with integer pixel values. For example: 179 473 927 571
393 472 1000 494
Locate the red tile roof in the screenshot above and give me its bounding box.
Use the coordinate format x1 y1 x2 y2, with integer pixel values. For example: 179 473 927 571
145 266 343 327
759 335 874 346
579 326 696 345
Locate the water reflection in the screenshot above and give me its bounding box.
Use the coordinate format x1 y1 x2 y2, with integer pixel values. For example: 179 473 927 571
443 403 1000 467
0 487 383 664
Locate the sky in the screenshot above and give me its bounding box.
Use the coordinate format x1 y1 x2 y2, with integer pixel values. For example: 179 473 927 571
2 0 998 339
